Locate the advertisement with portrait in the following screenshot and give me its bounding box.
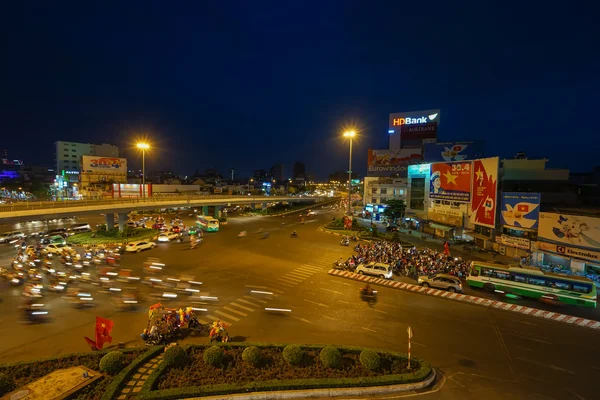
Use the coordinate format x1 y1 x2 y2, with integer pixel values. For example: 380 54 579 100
429 161 472 203
538 213 600 249
500 192 541 229
423 141 484 162
469 157 499 228
82 156 127 174
367 149 423 177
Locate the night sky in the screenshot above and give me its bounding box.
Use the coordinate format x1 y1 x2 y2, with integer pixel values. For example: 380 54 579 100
1 1 598 179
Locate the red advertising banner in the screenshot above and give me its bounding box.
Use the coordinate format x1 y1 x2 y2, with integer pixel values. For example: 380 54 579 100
469 157 499 228
429 161 472 203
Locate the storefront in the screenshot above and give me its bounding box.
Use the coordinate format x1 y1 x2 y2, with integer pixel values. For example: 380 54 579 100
468 224 495 250
363 203 388 221
426 223 454 239
533 241 600 284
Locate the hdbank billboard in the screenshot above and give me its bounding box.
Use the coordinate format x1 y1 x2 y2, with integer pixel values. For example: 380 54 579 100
367 148 423 177
388 109 440 148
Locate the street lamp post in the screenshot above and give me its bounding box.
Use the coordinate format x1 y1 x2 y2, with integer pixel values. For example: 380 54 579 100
136 142 150 198
248 178 254 195
343 131 356 216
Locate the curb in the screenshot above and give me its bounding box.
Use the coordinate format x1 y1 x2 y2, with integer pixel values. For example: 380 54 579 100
184 369 436 400
328 269 600 330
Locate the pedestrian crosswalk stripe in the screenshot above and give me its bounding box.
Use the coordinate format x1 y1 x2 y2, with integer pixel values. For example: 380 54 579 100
222 306 248 317
240 297 264 305
278 277 301 285
273 289 285 294
205 314 232 325
230 302 255 312
278 282 295 288
288 271 312 278
280 275 303 283
196 318 209 324
214 310 240 321
299 265 322 272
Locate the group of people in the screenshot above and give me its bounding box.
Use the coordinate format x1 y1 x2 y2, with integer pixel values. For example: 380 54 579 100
343 241 471 278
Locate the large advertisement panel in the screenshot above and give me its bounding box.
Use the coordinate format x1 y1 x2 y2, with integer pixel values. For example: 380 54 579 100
82 156 127 174
429 161 472 202
388 110 440 147
367 149 422 177
469 157 499 228
500 192 541 229
537 241 600 263
423 141 484 162
539 212 600 248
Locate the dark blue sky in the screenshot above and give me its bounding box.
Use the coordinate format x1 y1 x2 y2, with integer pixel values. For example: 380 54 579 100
1 1 598 179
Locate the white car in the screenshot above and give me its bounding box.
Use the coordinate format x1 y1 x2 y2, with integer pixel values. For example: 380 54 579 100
44 243 72 254
0 231 26 243
355 262 393 279
157 232 179 242
125 241 156 253
307 210 317 216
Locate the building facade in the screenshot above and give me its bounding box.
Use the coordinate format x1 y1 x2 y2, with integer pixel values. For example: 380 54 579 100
55 141 120 183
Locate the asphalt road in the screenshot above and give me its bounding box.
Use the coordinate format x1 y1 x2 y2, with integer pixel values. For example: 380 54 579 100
0 207 598 400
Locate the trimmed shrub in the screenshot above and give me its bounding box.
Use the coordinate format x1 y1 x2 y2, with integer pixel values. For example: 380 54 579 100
360 349 380 371
99 351 125 375
0 372 15 396
163 346 187 367
203 346 224 367
241 346 262 367
319 346 342 369
282 344 304 366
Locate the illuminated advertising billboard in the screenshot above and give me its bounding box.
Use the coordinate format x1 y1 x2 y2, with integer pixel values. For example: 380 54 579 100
82 156 127 174
500 192 541 229
423 141 484 162
429 161 472 203
388 109 440 148
469 157 499 228
539 213 600 248
367 148 422 177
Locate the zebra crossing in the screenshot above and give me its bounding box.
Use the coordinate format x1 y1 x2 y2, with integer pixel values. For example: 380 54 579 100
194 259 332 327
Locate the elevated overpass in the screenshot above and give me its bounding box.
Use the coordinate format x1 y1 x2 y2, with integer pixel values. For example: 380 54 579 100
0 195 326 226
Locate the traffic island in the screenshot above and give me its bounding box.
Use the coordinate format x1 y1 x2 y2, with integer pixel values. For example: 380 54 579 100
66 228 158 246
137 343 434 399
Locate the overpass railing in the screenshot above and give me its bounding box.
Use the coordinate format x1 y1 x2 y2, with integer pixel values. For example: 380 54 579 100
0 195 315 213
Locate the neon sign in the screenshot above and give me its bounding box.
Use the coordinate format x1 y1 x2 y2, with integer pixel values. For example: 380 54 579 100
392 113 439 126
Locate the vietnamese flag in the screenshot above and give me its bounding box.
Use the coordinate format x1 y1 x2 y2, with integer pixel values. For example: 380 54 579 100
95 316 114 350
517 204 529 212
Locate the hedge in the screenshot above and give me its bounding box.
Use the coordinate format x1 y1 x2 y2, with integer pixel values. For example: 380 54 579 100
67 228 157 245
137 343 432 400
100 346 163 400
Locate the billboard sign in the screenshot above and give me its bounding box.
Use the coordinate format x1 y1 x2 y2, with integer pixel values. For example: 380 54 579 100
82 156 127 174
389 109 440 131
496 234 531 250
429 161 472 202
367 149 422 177
538 213 600 248
423 142 484 162
469 157 499 228
400 123 438 140
536 241 600 263
428 208 463 227
500 192 541 229
388 110 440 148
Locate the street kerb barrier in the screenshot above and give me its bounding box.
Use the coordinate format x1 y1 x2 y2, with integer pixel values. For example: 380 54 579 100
328 269 600 330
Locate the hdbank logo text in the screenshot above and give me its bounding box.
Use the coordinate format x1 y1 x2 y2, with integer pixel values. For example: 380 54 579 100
392 113 438 126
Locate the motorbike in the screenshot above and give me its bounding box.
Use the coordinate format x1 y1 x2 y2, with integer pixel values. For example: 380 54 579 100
350 236 358 242
359 289 378 304
340 239 350 247
290 232 298 238
237 231 247 238
209 330 230 343
188 316 207 333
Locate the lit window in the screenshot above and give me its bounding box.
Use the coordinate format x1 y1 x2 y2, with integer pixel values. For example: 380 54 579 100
371 188 377 194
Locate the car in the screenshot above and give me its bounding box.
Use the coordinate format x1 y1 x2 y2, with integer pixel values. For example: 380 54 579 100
418 273 463 293
386 225 399 232
44 228 67 237
0 231 26 243
125 241 156 253
151 223 165 230
126 221 138 228
355 262 393 279
157 232 179 242
307 210 317 216
44 243 72 254
67 223 91 235
170 226 181 233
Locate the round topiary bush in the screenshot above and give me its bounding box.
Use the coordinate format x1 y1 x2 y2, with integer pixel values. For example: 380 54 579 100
163 345 187 367
359 349 380 371
282 344 304 366
0 372 16 396
203 346 224 367
99 351 125 375
242 346 262 366
319 346 342 369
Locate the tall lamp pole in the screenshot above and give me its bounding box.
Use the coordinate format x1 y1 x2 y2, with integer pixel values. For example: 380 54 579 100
136 142 150 198
343 131 356 216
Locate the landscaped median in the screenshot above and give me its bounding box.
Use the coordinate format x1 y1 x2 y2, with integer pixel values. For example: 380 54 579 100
136 342 434 400
329 269 600 330
66 227 158 246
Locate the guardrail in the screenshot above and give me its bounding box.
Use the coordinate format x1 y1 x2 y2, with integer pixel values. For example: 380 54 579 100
0 195 317 214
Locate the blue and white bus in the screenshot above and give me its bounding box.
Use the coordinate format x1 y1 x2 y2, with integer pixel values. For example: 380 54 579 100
196 216 220 232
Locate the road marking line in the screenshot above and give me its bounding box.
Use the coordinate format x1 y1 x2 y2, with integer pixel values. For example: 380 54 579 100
222 306 247 317
214 310 240 321
277 282 295 288
337 300 350 304
322 315 338 321
245 285 269 289
361 327 377 333
373 309 387 314
304 299 330 308
516 357 575 374
319 288 343 295
329 280 350 286
240 297 264 305
289 315 312 324
230 302 254 312
411 341 427 347
504 331 552 345
205 314 232 325
288 271 312 278
299 265 322 272
280 275 304 282
273 289 285 294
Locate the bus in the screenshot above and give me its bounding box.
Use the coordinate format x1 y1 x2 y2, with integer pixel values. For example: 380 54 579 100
196 216 220 232
467 262 597 308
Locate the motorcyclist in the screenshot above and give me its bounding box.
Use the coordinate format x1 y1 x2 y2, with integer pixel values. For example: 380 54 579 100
291 230 297 238
361 284 374 296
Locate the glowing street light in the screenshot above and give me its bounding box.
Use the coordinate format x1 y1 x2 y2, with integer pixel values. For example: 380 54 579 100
343 130 356 216
136 142 151 198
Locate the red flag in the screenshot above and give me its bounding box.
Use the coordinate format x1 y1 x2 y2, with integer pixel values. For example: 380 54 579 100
517 204 529 212
95 316 114 350
444 242 450 256
84 336 98 351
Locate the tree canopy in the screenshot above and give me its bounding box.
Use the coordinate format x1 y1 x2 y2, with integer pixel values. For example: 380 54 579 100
383 199 406 222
